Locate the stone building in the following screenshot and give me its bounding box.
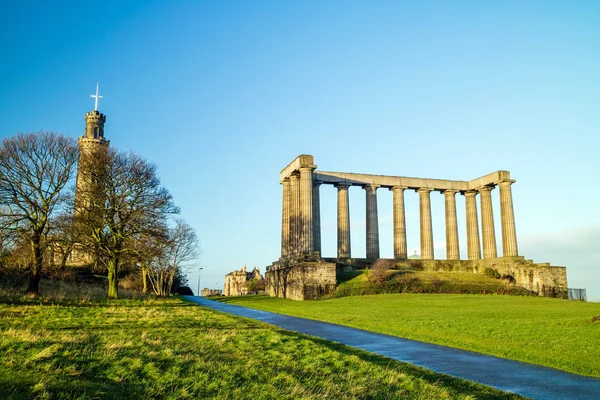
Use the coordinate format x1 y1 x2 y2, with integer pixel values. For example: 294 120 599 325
201 288 223 296
223 265 264 296
266 154 568 300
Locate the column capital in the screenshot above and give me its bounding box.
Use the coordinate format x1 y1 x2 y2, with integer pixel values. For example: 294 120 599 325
416 187 433 194
281 177 290 183
497 179 516 186
463 190 478 198
335 182 351 190
477 185 495 193
298 165 317 172
442 189 459 196
390 186 407 192
313 179 323 187
363 184 380 192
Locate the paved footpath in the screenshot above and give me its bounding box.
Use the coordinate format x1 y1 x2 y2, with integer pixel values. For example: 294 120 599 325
184 296 600 400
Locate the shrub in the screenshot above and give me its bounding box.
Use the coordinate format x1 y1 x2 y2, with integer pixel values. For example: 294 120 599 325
248 278 265 292
368 260 395 284
483 268 501 279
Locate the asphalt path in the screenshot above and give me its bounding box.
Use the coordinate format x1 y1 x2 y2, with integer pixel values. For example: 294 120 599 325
183 296 600 400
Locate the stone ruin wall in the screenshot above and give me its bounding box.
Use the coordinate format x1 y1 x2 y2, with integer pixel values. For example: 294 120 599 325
413 257 568 298
266 260 336 301
470 257 567 298
330 256 568 298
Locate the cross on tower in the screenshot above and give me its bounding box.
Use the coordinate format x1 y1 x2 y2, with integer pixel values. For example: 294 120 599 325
90 82 103 111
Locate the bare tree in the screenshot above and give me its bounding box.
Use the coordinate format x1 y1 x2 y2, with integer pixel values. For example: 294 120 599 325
147 219 199 296
75 148 178 298
0 132 78 294
128 231 167 294
47 212 76 270
368 259 394 284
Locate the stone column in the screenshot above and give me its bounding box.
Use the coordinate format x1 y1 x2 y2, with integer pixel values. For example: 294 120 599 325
390 186 407 259
289 173 300 255
444 190 460 260
299 166 315 253
281 178 290 257
365 184 380 259
463 191 481 260
499 180 518 257
337 183 351 259
312 180 322 255
479 186 497 259
417 188 434 260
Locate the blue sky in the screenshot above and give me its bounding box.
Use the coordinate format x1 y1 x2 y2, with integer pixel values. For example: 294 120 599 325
1 1 599 300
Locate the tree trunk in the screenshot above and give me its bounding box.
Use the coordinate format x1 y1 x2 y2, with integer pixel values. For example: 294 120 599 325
167 270 174 296
60 245 71 269
26 234 43 295
159 271 165 296
107 256 119 299
141 263 148 294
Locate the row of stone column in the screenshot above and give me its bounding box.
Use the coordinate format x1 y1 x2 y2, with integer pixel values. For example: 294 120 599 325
282 176 518 261
281 166 321 256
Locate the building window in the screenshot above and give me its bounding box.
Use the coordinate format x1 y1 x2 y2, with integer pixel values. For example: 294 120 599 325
94 127 99 138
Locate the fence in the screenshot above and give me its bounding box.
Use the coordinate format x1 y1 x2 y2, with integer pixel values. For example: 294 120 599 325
568 288 587 301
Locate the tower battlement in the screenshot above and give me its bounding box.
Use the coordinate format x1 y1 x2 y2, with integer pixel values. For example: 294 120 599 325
85 110 106 121
84 110 106 139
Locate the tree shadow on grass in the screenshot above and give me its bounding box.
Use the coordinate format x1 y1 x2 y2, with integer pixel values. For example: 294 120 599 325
0 297 196 308
212 295 274 305
0 369 144 400
274 329 527 400
0 333 163 400
20 322 268 331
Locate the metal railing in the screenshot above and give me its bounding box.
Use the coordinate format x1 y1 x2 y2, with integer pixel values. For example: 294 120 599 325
568 288 587 301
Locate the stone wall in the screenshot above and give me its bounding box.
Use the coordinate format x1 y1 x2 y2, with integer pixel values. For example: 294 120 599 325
266 259 336 300
326 256 568 299
266 255 567 301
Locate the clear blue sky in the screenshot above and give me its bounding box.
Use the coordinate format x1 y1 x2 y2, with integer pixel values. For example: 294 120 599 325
1 1 599 300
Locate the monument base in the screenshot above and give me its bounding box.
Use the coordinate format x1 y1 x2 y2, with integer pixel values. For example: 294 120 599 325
266 255 336 300
324 256 568 299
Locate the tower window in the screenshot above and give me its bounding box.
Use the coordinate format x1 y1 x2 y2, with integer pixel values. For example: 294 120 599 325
94 127 99 138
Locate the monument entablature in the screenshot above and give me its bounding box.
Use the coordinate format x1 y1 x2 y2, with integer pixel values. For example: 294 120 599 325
281 157 513 192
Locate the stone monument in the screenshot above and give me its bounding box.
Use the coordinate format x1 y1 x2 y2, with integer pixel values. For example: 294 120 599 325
266 155 567 300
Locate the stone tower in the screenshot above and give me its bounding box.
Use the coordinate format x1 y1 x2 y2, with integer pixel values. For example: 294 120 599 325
67 109 110 266
74 110 110 215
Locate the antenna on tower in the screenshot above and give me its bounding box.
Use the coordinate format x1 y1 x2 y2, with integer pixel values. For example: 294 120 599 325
90 82 103 111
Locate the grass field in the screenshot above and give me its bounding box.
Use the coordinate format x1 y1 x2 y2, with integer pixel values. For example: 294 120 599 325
0 294 524 400
217 294 600 378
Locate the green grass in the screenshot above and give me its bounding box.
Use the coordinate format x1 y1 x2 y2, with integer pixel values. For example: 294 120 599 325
217 294 600 377
0 295 525 399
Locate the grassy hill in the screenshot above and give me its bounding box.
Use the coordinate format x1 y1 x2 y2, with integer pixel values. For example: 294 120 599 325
218 294 600 378
334 269 534 297
0 288 522 399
